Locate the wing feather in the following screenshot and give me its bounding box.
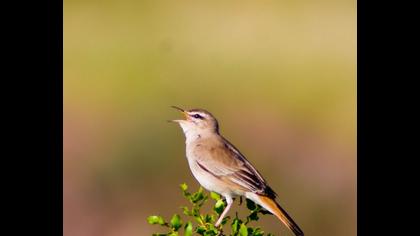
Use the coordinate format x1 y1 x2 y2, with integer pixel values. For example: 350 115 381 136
193 136 277 197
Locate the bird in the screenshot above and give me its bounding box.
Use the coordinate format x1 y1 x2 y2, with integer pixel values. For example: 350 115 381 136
169 106 304 236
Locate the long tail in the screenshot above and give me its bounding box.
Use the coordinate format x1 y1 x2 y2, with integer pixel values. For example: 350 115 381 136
253 194 304 236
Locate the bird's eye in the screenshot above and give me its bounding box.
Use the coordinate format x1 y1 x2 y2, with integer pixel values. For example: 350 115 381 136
192 114 203 119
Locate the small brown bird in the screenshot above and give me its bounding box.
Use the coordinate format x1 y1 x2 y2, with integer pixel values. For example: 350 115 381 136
170 106 304 236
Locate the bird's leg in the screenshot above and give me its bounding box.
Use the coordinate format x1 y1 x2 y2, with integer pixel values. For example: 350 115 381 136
215 196 233 227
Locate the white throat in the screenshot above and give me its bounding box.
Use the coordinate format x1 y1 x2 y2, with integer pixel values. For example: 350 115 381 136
178 122 214 144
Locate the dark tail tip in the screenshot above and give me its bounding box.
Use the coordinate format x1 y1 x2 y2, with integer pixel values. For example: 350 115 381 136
292 225 304 236
274 201 304 236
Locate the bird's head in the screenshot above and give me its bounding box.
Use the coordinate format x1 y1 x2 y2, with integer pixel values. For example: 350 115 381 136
170 106 219 137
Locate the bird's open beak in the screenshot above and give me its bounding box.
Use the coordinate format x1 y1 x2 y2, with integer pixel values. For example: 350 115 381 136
169 106 189 123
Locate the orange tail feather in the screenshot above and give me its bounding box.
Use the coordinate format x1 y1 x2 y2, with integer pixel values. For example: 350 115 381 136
256 195 304 236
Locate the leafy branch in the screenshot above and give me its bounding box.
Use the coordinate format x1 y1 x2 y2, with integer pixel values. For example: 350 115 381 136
147 183 275 236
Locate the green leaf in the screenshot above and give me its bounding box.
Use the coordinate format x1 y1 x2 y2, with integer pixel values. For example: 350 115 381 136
210 192 221 200
150 184 275 236
239 223 248 236
204 214 214 223
180 183 188 191
180 183 191 199
191 190 205 204
213 199 225 215
170 214 182 231
194 215 203 225
197 226 207 235
231 218 242 234
198 195 208 207
246 199 256 211
147 215 165 225
204 232 216 236
221 216 231 225
181 206 192 216
184 221 193 236
205 224 219 236
248 211 259 221
252 227 265 236
191 207 200 217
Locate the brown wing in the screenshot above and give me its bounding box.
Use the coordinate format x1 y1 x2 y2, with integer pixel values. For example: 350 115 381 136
193 136 277 198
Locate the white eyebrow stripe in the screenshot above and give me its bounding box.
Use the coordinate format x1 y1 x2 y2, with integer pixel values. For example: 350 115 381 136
189 112 206 117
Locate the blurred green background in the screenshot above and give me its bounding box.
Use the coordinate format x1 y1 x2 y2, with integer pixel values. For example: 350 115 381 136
64 0 356 235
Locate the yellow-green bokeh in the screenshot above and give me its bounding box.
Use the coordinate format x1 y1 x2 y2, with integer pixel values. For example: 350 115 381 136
64 1 356 235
